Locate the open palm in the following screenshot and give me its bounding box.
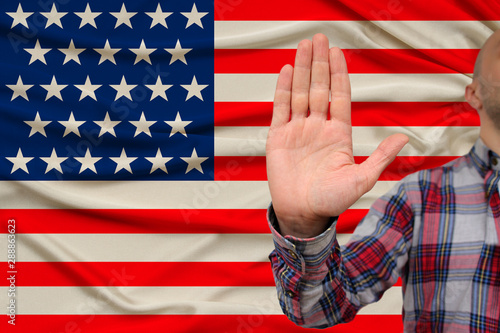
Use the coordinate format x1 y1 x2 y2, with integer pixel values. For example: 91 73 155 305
266 34 408 238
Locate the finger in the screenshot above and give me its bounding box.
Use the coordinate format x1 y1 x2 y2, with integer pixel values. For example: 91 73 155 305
359 133 409 192
271 64 293 128
291 39 312 119
309 33 331 118
329 47 352 125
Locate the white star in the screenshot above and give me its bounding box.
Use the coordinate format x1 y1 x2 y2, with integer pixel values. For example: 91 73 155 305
165 112 192 137
110 148 137 174
58 112 85 137
40 3 67 29
181 148 208 174
75 3 101 29
145 76 172 101
181 3 208 29
181 75 208 101
40 148 68 174
129 112 156 137
94 39 121 65
165 39 192 65
6 148 34 174
94 112 121 137
24 112 51 137
110 76 137 101
145 3 172 29
40 76 67 101
58 39 85 65
145 148 173 174
74 76 102 101
75 148 101 174
129 39 156 65
110 3 137 29
6 76 33 101
6 4 33 29
24 40 51 65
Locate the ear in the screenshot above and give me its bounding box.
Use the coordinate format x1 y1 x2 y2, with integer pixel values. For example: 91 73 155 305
465 80 482 111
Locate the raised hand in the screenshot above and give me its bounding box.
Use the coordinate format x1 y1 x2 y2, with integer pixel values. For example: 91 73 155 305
266 34 408 238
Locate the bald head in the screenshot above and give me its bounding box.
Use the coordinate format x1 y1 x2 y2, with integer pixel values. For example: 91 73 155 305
473 49 483 80
468 29 500 131
473 29 500 81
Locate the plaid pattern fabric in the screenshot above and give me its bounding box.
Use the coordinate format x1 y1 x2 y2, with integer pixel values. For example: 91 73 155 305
268 138 500 332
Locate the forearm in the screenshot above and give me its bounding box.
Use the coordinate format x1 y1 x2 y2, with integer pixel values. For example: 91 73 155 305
268 182 413 328
268 207 359 327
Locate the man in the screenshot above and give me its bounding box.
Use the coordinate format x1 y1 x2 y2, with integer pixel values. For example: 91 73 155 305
266 31 500 332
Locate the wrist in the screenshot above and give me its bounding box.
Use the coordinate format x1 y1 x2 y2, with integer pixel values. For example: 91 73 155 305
278 219 330 238
271 205 331 238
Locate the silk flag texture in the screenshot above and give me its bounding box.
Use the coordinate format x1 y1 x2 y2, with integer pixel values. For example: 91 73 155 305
0 0 499 332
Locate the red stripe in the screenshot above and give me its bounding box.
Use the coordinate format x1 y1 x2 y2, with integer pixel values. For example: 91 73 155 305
0 208 368 234
215 49 478 74
338 209 369 233
215 102 479 127
215 0 500 20
1 261 402 287
215 102 271 126
350 102 478 126
1 314 403 333
214 156 458 181
2 262 274 287
0 207 400 234
0 209 270 234
354 156 458 181
214 156 267 180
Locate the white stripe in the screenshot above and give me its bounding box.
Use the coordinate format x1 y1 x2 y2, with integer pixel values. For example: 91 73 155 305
358 287 403 315
352 180 397 210
0 233 353 263
0 180 396 210
215 73 471 102
0 180 271 209
7 234 275 262
215 20 500 49
0 286 402 315
215 126 478 157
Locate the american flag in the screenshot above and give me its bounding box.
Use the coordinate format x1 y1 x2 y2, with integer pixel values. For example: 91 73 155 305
0 0 498 332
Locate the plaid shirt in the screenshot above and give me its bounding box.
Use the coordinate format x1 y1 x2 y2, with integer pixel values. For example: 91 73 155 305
268 138 500 332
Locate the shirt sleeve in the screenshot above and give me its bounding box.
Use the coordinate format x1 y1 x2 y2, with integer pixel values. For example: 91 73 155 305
268 181 414 328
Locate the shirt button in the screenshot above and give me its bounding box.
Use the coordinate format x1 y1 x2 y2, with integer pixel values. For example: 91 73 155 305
285 290 295 298
287 250 298 260
492 157 498 166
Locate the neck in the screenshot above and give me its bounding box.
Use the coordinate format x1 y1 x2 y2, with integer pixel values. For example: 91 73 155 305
479 115 500 155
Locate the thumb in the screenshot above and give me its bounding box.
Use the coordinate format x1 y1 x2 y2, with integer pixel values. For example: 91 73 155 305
359 133 409 190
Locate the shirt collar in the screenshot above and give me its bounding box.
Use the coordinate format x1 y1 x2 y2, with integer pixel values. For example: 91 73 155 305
469 137 500 177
